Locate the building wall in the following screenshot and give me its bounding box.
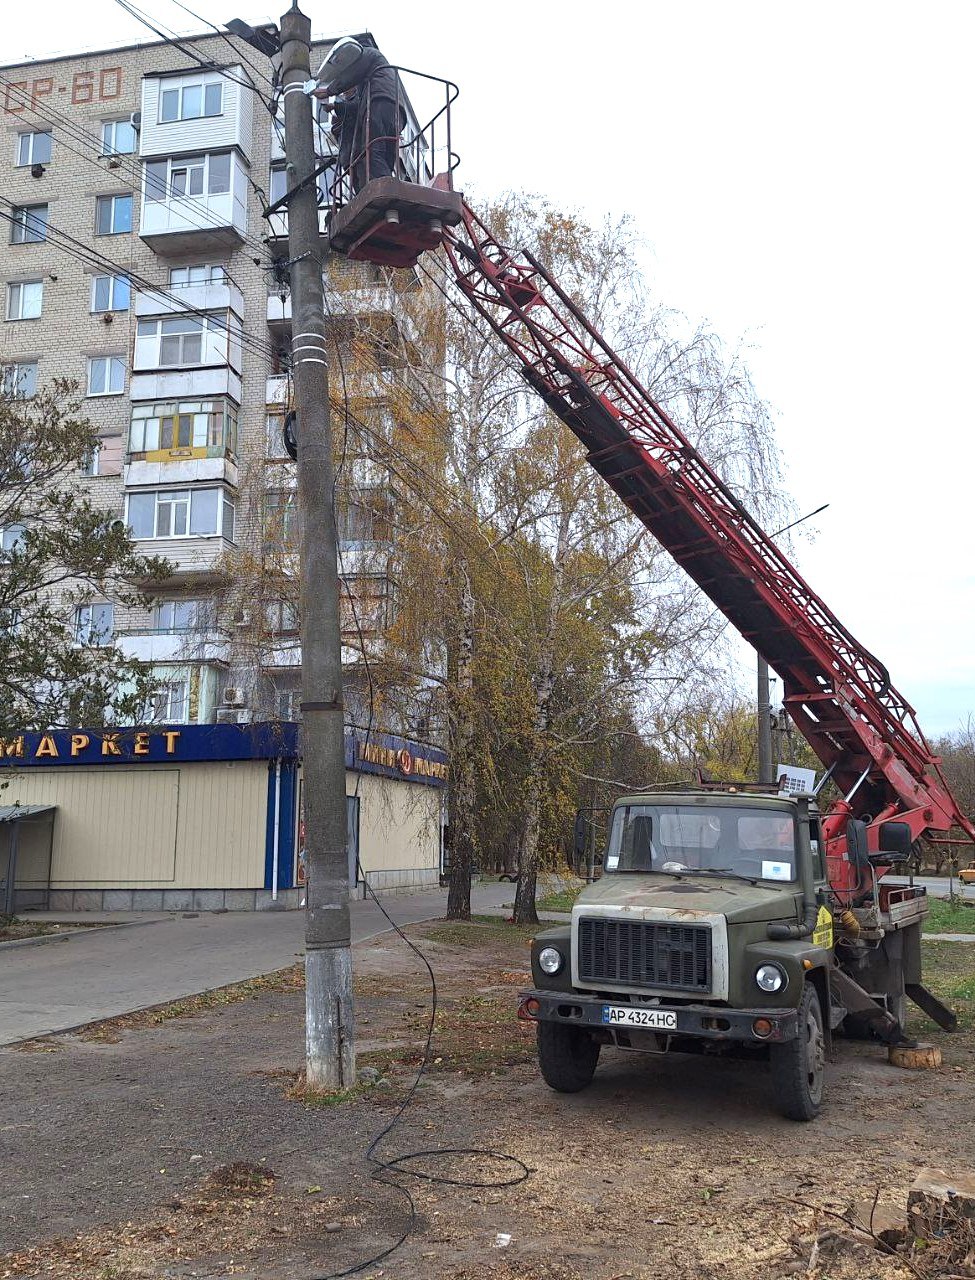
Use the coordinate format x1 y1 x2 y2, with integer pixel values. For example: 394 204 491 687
0 32 436 734
3 759 267 890
346 770 442 893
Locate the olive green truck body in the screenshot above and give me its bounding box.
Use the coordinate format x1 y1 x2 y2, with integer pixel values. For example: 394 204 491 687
519 789 950 1120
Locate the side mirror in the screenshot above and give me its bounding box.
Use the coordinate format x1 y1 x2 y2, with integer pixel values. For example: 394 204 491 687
877 820 913 859
846 818 870 869
570 810 586 873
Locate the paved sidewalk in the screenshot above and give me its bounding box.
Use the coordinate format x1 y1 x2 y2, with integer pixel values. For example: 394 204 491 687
0 883 514 1046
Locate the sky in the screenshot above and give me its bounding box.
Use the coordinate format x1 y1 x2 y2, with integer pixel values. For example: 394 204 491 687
7 0 974 735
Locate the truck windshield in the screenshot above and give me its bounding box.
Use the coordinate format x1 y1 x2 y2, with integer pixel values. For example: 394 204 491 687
603 804 797 882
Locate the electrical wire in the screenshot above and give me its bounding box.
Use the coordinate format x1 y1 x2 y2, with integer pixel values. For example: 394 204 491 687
112 0 275 107
0 201 286 369
0 73 273 261
164 0 279 94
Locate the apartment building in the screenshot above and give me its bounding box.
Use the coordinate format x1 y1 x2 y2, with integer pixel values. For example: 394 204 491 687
0 31 447 904
0 29 436 730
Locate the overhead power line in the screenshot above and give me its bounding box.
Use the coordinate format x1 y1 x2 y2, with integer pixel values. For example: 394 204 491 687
0 73 273 261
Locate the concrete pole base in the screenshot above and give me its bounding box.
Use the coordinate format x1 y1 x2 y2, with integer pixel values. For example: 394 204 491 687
305 945 356 1089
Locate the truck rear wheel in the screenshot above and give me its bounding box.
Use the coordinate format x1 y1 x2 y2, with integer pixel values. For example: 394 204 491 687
770 982 825 1121
537 1020 600 1092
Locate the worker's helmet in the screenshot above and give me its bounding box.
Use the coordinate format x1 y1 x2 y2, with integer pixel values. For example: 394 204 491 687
315 37 363 89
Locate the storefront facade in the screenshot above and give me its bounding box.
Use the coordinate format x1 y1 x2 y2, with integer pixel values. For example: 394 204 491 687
0 724 447 911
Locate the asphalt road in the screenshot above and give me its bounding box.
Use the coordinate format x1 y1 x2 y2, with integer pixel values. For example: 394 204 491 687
885 874 975 899
0 883 515 1046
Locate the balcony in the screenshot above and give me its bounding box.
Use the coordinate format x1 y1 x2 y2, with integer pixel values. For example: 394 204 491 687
133 535 235 584
131 367 242 403
267 294 291 333
131 309 243 404
126 455 238 487
139 153 250 256
266 374 290 407
141 67 254 162
125 395 239 488
116 631 228 663
136 280 244 320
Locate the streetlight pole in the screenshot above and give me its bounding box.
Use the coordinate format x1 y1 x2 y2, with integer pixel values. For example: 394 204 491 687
280 2 355 1089
757 504 829 787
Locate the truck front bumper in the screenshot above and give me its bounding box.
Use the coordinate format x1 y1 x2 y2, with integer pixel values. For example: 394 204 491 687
518 988 799 1044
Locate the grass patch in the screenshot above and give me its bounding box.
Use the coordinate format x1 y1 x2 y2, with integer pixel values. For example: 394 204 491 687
0 915 103 943
913 940 975 1039
924 896 975 934
536 883 585 912
419 916 545 946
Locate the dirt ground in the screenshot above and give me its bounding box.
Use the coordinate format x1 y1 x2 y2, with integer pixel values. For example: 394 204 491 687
2 919 974 1280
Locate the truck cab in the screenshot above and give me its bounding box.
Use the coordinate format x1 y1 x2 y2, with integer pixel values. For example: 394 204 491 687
519 788 905 1121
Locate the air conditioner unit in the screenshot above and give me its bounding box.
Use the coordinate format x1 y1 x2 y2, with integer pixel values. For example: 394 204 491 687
130 110 142 131
222 687 247 707
232 608 251 627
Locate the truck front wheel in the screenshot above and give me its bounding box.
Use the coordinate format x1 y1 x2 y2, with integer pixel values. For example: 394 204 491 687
770 982 825 1121
537 1020 600 1092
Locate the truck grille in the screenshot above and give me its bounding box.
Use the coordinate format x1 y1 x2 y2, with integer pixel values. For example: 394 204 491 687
577 917 712 993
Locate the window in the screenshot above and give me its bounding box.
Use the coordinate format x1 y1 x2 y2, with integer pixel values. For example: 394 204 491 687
101 119 137 156
0 525 25 553
129 398 238 455
270 160 335 206
87 356 125 397
134 313 231 370
269 164 287 205
151 677 190 723
95 193 132 236
159 75 223 123
264 490 298 547
91 274 130 312
1 362 37 397
145 153 232 204
0 607 22 634
80 444 100 477
602 803 797 880
266 599 299 635
153 599 200 632
126 487 236 540
266 412 289 459
74 602 114 645
10 204 47 244
16 131 51 167
168 264 227 287
337 491 391 544
275 682 300 721
341 576 392 634
6 281 42 320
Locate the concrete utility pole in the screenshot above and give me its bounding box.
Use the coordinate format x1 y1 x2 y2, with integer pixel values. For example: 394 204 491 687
280 2 355 1089
757 656 774 786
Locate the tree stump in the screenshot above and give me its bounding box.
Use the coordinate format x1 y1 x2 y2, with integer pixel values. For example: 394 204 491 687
889 1042 942 1069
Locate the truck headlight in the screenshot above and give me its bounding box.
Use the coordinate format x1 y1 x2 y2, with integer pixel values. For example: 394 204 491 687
755 963 787 994
538 946 563 975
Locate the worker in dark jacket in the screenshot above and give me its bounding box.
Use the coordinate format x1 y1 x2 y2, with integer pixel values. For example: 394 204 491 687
315 41 401 191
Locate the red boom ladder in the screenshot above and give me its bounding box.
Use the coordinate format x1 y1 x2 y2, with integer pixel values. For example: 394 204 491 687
437 202 974 876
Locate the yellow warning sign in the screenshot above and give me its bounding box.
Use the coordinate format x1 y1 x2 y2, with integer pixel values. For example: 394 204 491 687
812 906 834 950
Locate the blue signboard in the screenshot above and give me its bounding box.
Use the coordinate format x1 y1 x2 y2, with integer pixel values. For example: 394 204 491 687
0 722 447 786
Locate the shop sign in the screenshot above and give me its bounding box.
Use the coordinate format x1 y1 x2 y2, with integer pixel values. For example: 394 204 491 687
0 722 300 767
353 736 448 786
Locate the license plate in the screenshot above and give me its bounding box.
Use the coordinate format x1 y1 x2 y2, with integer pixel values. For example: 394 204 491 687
601 1005 677 1030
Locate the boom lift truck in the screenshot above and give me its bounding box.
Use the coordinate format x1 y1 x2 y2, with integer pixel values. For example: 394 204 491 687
315 57 975 1119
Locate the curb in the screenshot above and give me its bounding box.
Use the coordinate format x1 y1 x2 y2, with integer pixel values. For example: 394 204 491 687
0 916 169 952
